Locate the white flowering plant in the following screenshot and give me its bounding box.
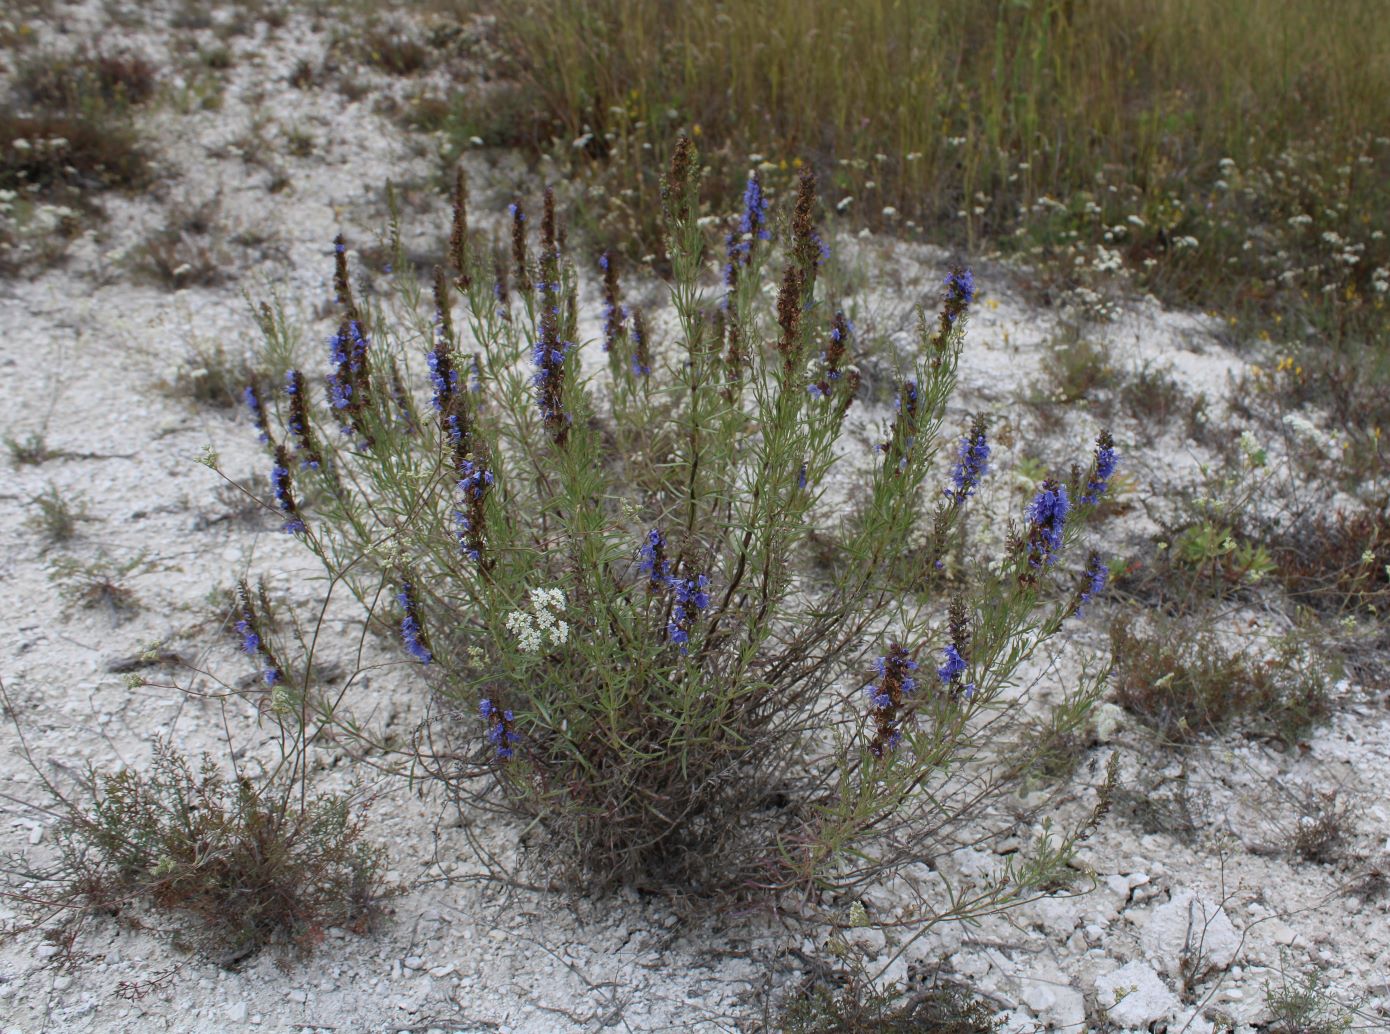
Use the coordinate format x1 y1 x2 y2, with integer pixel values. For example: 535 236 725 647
227 141 1117 930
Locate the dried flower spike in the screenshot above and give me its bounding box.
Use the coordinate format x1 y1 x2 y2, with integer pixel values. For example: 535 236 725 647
271 445 306 534
449 164 470 289
867 642 918 757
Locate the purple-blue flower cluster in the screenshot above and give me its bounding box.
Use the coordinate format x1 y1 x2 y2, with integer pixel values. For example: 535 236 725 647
1026 480 1069 567
271 446 305 534
637 531 711 653
396 582 432 664
809 311 853 399
531 337 572 427
948 415 990 501
936 644 965 684
637 528 670 586
325 318 369 422
234 582 281 686
1082 430 1118 505
945 268 975 310
722 173 772 308
866 643 918 756
740 174 770 240
454 458 494 563
480 698 520 760
243 384 270 444
427 345 458 413
667 573 711 651
1075 552 1109 617
235 617 259 655
936 643 975 699
284 369 322 469
935 266 976 343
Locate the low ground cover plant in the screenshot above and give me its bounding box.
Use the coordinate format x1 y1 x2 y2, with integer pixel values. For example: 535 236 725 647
224 142 1117 930
3 728 384 969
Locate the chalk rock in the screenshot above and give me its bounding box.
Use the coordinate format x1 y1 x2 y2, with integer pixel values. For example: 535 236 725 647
1018 975 1087 1030
1096 960 1180 1028
1140 888 1240 977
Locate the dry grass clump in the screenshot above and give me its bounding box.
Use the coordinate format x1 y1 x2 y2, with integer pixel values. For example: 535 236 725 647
0 113 148 193
23 741 385 967
1266 506 1390 616
1110 617 1331 747
14 49 158 111
779 944 999 1034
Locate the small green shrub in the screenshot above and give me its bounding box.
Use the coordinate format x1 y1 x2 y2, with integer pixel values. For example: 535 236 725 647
1037 331 1117 407
1110 617 1331 746
1265 963 1355 1034
225 144 1116 927
6 431 58 466
25 484 92 550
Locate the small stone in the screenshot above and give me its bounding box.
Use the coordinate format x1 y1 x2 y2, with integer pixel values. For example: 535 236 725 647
227 1002 248 1023
288 989 307 1004
402 956 424 970
51 975 71 991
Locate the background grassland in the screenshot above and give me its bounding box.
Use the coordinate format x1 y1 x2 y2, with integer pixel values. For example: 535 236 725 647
454 0 1390 429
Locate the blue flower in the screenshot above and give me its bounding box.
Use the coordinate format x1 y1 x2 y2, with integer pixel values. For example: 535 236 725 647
1075 552 1109 617
235 618 259 655
427 347 458 412
327 374 352 410
669 573 711 612
454 460 494 563
937 644 966 685
1026 480 1069 566
739 173 770 242
945 268 975 308
243 380 269 441
396 583 432 664
480 698 520 760
866 642 918 757
271 452 305 534
1082 430 1118 505
948 416 990 501
666 572 712 654
637 529 669 585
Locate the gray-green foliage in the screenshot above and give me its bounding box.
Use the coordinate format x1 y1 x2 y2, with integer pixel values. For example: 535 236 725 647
236 140 1113 926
